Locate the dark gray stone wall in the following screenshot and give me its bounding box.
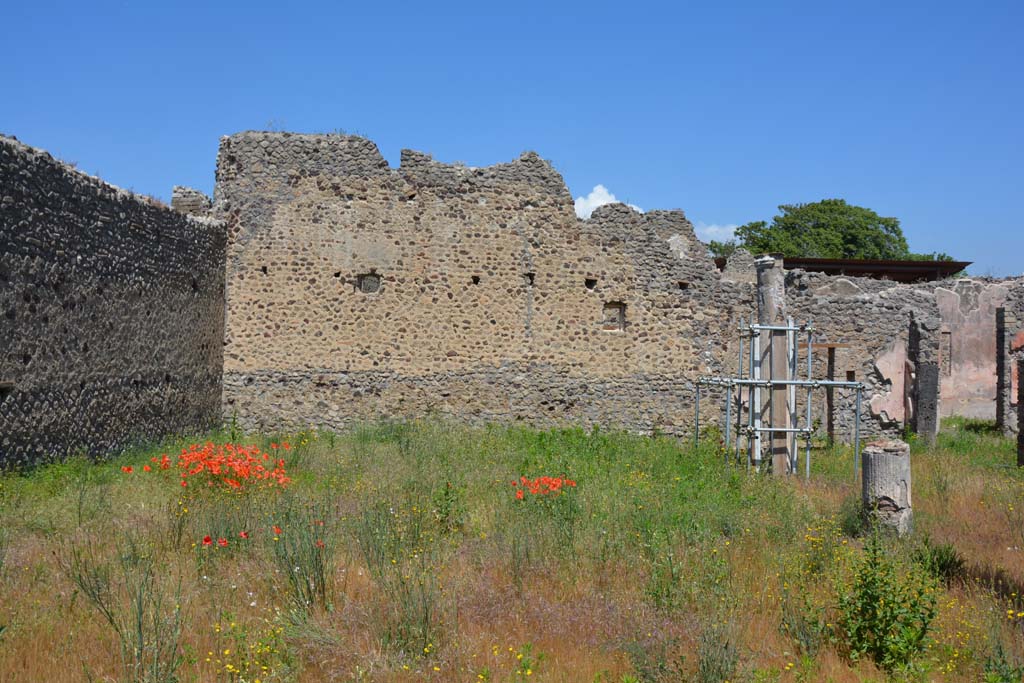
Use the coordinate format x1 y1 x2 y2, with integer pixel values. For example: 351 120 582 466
0 135 227 465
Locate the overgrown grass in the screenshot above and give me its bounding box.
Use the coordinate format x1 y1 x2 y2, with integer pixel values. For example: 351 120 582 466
0 419 1022 681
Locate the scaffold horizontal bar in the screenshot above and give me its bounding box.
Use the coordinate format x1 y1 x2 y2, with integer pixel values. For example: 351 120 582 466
698 377 864 389
747 324 814 332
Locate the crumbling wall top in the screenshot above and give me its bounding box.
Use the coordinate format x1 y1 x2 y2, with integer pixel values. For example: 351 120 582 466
171 185 213 217
720 247 757 284
1 134 223 241
215 131 572 202
399 148 570 198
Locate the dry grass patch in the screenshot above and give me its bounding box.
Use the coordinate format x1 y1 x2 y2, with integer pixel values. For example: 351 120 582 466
0 420 1022 681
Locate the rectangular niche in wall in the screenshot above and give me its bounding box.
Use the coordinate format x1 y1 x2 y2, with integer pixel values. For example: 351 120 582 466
602 302 626 331
357 271 381 293
941 328 952 376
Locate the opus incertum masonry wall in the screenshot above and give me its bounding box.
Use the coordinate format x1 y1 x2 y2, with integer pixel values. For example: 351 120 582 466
0 135 226 465
4 129 1024 464
214 132 748 436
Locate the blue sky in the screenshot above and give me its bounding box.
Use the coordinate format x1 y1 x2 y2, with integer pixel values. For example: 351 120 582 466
3 0 1021 275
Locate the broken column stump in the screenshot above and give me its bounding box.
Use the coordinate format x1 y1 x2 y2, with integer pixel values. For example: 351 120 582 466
861 439 913 535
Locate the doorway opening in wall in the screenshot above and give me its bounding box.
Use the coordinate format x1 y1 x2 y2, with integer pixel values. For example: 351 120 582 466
0 382 13 402
602 302 626 331
677 281 690 291
847 370 856 381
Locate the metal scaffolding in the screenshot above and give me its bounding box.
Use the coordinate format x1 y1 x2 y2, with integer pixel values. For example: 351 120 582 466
694 317 864 479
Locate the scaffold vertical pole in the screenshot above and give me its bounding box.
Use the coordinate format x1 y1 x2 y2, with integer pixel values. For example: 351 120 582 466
724 382 732 462
735 332 745 465
805 324 813 480
854 385 862 481
752 322 762 469
695 382 701 449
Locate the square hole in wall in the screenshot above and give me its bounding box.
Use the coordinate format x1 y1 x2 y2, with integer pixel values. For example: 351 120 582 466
0 382 13 402
846 370 856 381
357 271 381 293
677 281 690 291
525 272 536 287
585 278 597 290
471 275 481 285
602 302 626 331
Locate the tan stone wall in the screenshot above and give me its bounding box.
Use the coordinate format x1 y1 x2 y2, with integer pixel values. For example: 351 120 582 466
217 132 750 435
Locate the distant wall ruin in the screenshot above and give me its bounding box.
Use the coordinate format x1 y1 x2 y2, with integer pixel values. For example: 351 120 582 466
0 136 226 465
213 131 1024 441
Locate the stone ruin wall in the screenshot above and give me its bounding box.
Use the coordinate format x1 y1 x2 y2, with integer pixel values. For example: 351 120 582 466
783 270 941 441
784 272 1014 438
0 135 226 465
215 132 754 437
3 129 1020 464
215 132 1024 443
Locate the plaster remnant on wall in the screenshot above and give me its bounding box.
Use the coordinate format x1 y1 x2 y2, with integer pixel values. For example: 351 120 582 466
869 340 908 427
814 277 864 298
935 280 1011 418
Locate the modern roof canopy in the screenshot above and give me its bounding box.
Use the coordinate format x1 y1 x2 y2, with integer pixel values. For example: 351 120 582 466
713 256 970 283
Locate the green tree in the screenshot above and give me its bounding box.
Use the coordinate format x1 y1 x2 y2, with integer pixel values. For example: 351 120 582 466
735 199 911 260
707 239 739 260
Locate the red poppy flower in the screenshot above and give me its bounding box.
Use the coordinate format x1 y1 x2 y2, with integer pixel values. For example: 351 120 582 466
515 489 525 500
142 464 151 472
315 540 325 549
202 536 212 546
217 538 228 547
239 531 250 539
121 466 133 473
273 525 282 535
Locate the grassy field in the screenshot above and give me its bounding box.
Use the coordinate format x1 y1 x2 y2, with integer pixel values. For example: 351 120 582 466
0 419 1022 682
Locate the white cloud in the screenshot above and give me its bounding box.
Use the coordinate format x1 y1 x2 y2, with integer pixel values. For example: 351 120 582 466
574 184 642 219
694 221 738 243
